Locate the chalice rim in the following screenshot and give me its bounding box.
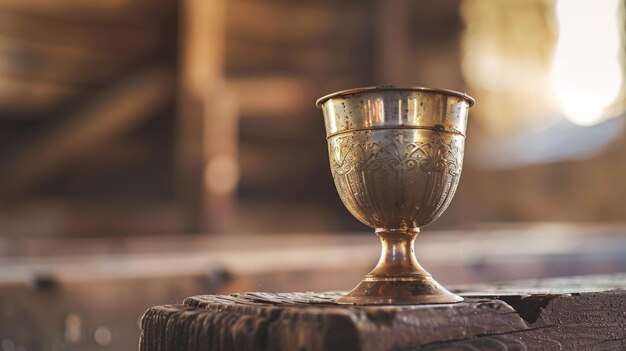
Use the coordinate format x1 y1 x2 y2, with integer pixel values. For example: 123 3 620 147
315 85 475 108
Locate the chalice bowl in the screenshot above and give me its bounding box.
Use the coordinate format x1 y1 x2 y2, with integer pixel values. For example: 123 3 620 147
316 86 474 304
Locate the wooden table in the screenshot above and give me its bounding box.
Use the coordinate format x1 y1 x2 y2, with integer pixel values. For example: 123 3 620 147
140 274 625 351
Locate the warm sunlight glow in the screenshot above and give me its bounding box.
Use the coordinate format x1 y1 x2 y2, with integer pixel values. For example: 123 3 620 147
550 0 624 126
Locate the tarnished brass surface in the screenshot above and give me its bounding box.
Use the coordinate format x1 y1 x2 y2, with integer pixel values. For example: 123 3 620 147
317 86 473 305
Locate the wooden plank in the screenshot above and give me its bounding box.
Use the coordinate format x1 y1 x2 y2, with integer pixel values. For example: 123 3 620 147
0 2 176 115
0 0 172 25
140 275 626 351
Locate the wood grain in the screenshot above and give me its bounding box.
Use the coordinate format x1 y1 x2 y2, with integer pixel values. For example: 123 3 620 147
140 275 626 351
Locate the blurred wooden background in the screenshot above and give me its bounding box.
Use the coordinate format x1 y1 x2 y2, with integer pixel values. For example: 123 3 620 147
0 0 624 237
0 0 624 350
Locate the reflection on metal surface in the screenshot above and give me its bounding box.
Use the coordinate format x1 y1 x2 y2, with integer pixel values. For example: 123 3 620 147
318 86 473 304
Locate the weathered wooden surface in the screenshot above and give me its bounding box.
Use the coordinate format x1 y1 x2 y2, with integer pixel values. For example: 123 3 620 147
140 274 626 351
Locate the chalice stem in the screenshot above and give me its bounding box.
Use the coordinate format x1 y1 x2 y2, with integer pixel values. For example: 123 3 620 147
369 229 428 278
337 228 463 305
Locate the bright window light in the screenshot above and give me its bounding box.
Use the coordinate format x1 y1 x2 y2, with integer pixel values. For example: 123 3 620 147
550 0 624 126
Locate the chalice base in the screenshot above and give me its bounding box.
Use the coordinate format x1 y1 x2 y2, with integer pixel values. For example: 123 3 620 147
337 229 463 305
337 275 463 305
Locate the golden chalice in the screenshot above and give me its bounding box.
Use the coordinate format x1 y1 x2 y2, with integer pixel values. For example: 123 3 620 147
316 86 474 304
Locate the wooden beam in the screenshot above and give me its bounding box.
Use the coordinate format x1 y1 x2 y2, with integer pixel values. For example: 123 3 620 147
201 89 239 232
176 0 234 233
0 66 173 198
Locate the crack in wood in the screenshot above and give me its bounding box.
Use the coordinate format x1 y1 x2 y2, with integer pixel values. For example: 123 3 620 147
402 324 559 350
494 295 559 324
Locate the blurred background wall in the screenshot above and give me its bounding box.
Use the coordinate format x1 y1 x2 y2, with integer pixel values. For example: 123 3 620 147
0 0 624 237
0 0 625 349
